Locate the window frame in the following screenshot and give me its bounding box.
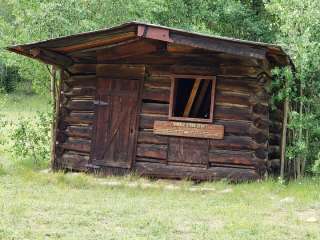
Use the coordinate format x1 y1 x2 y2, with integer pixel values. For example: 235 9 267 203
168 75 216 123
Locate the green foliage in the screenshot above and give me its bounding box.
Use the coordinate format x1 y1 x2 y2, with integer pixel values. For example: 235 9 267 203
0 0 274 94
7 111 52 169
0 61 24 93
266 0 320 176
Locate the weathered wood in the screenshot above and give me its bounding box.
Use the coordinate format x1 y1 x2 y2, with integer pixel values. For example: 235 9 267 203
91 65 143 169
154 121 224 140
213 106 252 121
64 111 95 124
168 137 209 165
30 48 73 68
183 78 201 117
213 120 251 136
54 31 136 53
137 131 168 145
215 91 250 107
139 114 168 129
65 99 94 111
190 79 210 116
68 64 96 74
134 162 260 181
96 64 145 80
170 32 267 60
136 143 168 160
210 136 261 151
62 138 91 153
98 39 161 61
64 87 96 97
142 87 170 102
141 102 169 115
66 75 96 87
65 125 93 138
209 149 255 166
61 151 90 170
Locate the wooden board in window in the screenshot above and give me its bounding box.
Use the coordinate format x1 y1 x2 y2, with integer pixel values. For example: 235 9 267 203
168 75 216 123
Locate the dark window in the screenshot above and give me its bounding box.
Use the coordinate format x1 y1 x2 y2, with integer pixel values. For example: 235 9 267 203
169 75 216 123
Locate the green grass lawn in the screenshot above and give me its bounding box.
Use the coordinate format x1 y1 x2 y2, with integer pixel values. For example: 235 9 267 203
0 171 319 240
0 92 320 240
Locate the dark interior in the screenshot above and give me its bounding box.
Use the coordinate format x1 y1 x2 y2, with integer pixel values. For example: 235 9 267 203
172 78 212 119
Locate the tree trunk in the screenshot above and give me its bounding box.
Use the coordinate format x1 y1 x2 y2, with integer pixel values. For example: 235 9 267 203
50 66 57 169
280 94 289 179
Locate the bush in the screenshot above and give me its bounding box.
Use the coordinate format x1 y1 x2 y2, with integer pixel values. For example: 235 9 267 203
0 62 24 93
7 111 52 168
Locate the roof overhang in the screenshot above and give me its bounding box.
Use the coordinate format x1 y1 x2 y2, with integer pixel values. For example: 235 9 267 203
6 21 292 68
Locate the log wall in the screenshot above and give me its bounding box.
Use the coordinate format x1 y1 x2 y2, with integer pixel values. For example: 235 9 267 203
53 41 276 181
54 64 97 170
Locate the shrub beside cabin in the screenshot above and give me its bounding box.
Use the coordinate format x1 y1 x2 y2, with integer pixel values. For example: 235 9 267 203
7 22 291 181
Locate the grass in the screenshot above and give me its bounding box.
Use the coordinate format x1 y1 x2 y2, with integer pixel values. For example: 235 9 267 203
0 91 320 239
0 171 319 240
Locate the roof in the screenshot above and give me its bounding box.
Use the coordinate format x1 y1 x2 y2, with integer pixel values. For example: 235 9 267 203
6 21 291 68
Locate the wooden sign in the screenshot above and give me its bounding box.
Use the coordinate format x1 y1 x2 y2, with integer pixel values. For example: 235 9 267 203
153 121 224 139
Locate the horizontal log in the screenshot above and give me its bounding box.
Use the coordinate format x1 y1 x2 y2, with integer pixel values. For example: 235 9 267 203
136 143 168 160
149 64 216 76
255 147 268 159
60 151 90 171
252 103 268 115
141 102 169 115
139 114 168 129
209 163 256 170
68 64 96 75
144 80 171 90
142 87 170 102
96 64 145 80
65 99 94 111
62 138 91 153
65 125 93 138
64 111 95 124
135 157 163 164
216 77 257 93
253 117 269 129
209 149 255 166
210 135 261 151
215 91 251 107
64 87 96 97
66 75 96 87
213 120 251 136
134 162 260 181
213 106 251 121
137 131 168 145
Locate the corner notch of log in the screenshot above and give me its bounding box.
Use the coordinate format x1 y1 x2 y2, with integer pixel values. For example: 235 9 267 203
30 48 73 68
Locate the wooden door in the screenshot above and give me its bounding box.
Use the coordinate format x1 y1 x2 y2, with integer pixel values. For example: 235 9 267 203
91 64 145 168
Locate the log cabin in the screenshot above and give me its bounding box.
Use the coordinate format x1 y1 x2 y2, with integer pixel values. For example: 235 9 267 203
7 21 292 181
